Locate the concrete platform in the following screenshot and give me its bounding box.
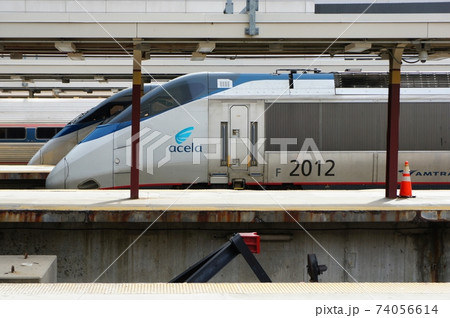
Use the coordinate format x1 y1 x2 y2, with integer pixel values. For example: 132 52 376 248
0 165 54 179
0 165 54 189
0 189 449 223
0 255 57 283
0 282 450 300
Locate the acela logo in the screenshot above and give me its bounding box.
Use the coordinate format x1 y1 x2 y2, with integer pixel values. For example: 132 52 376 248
175 127 194 144
170 126 203 153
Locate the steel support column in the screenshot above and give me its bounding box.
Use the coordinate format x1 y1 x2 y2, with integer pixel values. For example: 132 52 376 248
385 46 405 198
130 48 142 199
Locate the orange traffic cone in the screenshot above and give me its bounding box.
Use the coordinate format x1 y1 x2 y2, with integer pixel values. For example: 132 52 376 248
399 161 414 198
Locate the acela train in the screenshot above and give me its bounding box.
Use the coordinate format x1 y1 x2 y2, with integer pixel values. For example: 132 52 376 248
28 84 155 165
45 71 450 189
0 98 102 164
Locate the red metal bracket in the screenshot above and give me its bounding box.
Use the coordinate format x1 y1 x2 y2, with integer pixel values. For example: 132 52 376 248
239 232 260 254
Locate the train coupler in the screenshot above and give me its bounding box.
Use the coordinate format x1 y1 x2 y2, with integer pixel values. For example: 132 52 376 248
232 178 246 190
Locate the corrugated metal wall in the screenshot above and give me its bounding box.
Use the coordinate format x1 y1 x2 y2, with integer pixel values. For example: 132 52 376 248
265 103 321 151
400 103 450 150
265 102 450 151
335 73 450 89
321 103 386 151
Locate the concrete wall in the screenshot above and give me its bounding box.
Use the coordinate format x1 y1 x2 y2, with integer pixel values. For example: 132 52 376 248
0 222 448 283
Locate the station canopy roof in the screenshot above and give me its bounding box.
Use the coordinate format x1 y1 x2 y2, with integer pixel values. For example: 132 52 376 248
1 0 450 83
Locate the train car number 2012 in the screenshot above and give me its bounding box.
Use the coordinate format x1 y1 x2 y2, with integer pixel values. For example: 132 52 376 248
289 159 335 177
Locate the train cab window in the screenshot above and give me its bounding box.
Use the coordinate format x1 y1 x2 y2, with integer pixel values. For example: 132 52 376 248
68 85 155 125
110 104 125 116
0 127 26 139
36 127 63 140
80 102 129 123
139 75 207 119
109 73 208 124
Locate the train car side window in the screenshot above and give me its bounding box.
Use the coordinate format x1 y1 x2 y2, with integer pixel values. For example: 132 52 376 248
36 127 63 140
0 127 26 140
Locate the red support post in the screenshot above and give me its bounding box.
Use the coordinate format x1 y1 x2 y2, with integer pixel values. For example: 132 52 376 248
130 49 142 199
385 47 404 199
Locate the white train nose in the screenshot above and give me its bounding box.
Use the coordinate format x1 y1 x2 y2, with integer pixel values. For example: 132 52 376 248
28 149 42 165
45 131 114 189
45 158 67 189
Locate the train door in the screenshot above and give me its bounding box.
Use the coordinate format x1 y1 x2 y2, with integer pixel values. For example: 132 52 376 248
229 105 249 171
112 129 130 188
208 100 265 188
